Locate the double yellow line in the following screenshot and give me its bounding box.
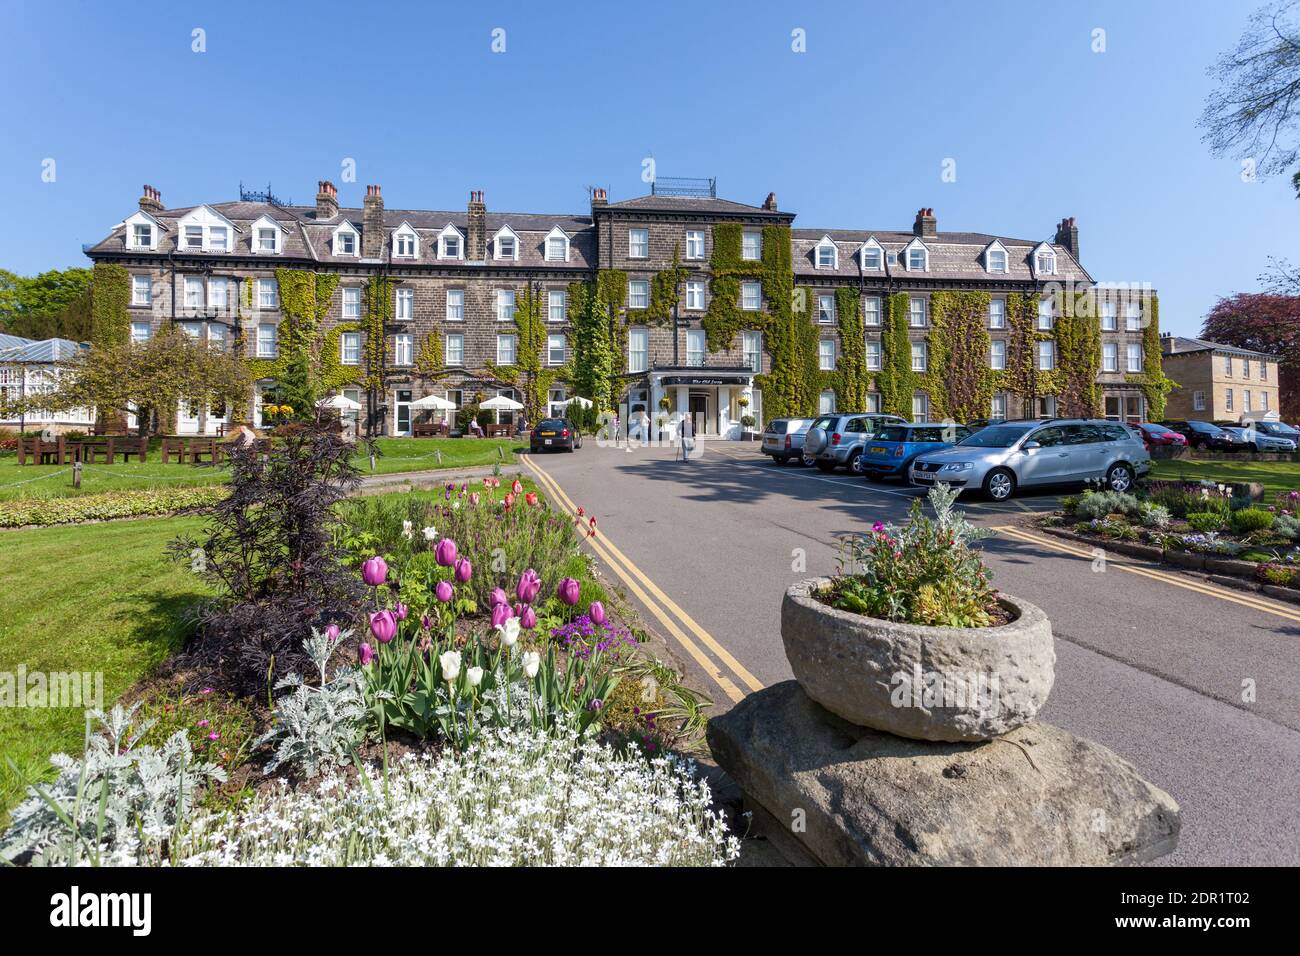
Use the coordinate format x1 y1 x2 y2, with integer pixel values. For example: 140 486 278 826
993 524 1300 623
522 454 764 703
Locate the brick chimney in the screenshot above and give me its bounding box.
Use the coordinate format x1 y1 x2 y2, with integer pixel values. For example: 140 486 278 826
467 190 486 261
362 184 384 258
139 184 163 215
762 191 778 211
1055 216 1080 259
591 187 608 209
316 180 339 220
913 207 937 239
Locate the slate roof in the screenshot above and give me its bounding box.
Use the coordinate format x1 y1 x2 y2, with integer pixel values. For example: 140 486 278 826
0 337 87 364
602 194 789 218
1162 336 1276 360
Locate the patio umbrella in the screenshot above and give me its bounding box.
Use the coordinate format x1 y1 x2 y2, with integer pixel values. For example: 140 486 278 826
479 394 524 425
562 395 593 408
317 394 362 411
411 393 457 426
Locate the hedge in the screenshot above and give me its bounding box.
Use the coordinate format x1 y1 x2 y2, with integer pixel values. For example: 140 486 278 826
0 486 228 528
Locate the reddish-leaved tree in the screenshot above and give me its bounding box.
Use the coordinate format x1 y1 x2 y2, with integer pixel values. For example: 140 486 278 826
1202 293 1300 421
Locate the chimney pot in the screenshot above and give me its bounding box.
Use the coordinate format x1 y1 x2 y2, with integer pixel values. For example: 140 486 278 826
592 187 608 205
316 179 339 220
913 206 937 238
763 191 778 211
139 184 163 214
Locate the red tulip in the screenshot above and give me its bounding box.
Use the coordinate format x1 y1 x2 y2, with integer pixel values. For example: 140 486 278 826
525 492 539 507
511 479 523 495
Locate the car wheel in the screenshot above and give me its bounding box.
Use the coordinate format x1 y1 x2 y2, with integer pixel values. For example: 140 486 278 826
799 453 814 467
983 468 1016 502
1105 463 1134 493
848 452 866 475
815 460 836 472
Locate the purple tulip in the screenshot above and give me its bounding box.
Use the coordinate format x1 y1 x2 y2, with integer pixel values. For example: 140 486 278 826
557 577 581 606
394 601 408 621
436 580 454 603
325 623 341 642
455 557 473 583
520 605 538 630
491 603 513 628
369 610 397 644
489 587 509 609
435 538 458 567
516 568 542 604
358 643 375 666
589 601 607 626
361 556 388 587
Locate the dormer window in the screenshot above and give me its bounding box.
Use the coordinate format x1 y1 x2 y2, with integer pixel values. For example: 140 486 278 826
132 223 152 248
984 241 1008 274
498 235 516 259
333 222 359 256
1035 246 1057 275
209 227 228 252
395 223 421 259
250 215 282 254
437 224 463 260
860 239 883 270
907 245 928 271
545 226 570 262
177 205 239 254
814 237 838 270
256 228 277 252
184 226 203 250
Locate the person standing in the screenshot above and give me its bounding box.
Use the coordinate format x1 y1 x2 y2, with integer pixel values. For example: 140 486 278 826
679 411 696 462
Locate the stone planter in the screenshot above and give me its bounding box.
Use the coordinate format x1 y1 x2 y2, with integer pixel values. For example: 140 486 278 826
781 578 1055 742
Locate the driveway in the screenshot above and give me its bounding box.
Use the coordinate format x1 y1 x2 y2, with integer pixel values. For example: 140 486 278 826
523 440 1300 866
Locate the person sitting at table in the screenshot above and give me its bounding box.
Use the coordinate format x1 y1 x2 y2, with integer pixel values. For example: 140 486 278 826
469 418 484 438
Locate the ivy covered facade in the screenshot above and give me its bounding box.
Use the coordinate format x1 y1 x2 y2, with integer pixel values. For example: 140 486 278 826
84 182 1161 436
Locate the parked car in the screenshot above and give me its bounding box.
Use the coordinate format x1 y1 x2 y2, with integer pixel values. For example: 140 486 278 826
1221 425 1297 453
529 418 581 453
860 423 973 481
760 418 814 465
802 413 907 473
1251 420 1300 444
909 419 1152 501
1137 422 1187 447
1161 420 1248 451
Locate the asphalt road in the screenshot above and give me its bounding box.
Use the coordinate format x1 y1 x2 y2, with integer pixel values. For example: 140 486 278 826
524 439 1300 866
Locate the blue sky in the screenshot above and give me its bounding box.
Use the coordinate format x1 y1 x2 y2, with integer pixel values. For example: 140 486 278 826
0 0 1293 335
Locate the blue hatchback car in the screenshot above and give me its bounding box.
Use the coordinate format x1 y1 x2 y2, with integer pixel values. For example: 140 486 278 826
860 423 972 481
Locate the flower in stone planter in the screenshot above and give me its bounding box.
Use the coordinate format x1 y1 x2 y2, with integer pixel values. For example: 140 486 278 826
435 538 458 567
436 580 454 603
439 650 462 683
557 577 581 605
369 610 397 644
362 556 388 586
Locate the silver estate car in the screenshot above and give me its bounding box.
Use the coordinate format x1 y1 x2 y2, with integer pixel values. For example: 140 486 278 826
803 413 907 473
761 418 814 465
910 419 1152 501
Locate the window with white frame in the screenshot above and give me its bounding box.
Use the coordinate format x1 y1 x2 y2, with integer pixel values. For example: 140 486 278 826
497 334 518 365
184 225 204 250
343 286 361 319
864 296 881 326
257 278 278 309
1226 388 1234 411
866 392 881 413
257 323 278 357
393 334 413 366
1244 390 1252 413
911 341 928 372
131 320 151 343
395 230 416 258
627 280 649 310
909 297 927 327
1262 391 1270 410
395 288 413 321
1038 340 1055 370
131 223 152 249
817 294 835 323
1037 297 1054 330
184 277 204 309
866 340 882 370
628 228 649 258
991 393 1007 419
1036 250 1056 275
742 231 762 260
686 280 705 311
547 334 566 366
986 247 1008 273
912 393 930 422
439 230 461 259
497 233 517 260
989 298 1006 329
628 327 648 372
181 321 201 339
743 330 761 372
340 332 361 365
256 226 278 253
815 242 837 269
1126 343 1143 372
1223 354 1233 375
131 275 151 306
209 227 229 252
545 233 568 262
209 279 228 310
741 282 761 311
990 339 1007 370
496 289 516 321
445 333 464 365
446 289 464 321
1243 358 1251 377
908 246 928 271
1125 301 1141 331
686 329 706 367
1103 342 1118 372
1101 300 1117 331
819 390 836 414
686 230 705 259
1193 390 1206 411
819 338 836 371
208 325 226 350
336 229 356 256
548 290 566 322
862 244 883 270
1038 395 1057 418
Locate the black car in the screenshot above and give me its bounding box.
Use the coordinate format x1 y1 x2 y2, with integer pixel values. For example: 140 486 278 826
529 418 581 453
1161 420 1247 451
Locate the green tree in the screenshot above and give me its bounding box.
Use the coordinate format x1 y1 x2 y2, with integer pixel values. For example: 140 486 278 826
0 267 94 340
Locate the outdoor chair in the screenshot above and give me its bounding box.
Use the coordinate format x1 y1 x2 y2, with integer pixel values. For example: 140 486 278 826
160 437 187 464
116 437 148 463
189 438 220 464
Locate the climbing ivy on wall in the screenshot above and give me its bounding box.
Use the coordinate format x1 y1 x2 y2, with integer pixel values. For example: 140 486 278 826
246 270 348 396
1002 292 1041 416
568 279 616 411
1053 291 1102 418
1129 293 1175 418
926 291 994 423
484 285 567 422
876 293 915 419
626 248 687 326
89 263 130 347
817 287 868 412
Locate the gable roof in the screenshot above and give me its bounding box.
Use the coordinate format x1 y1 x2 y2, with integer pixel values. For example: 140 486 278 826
603 194 791 219
1162 336 1277 360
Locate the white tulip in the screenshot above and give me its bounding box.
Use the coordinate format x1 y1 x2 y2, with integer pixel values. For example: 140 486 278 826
402 520 413 539
497 617 521 647
422 526 437 543
466 666 484 688
439 650 462 683
522 650 541 679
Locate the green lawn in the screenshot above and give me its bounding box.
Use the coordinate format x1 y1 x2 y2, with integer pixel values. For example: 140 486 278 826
1149 458 1300 497
0 438 521 500
0 515 210 822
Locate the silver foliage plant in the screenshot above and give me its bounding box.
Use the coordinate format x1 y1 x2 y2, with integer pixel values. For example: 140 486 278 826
254 628 367 779
1 703 224 867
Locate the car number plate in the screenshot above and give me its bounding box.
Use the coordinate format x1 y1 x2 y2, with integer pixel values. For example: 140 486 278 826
540 431 555 436
870 446 885 455
544 439 552 445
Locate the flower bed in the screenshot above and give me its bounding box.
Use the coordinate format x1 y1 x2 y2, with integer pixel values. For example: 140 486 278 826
0 485 228 528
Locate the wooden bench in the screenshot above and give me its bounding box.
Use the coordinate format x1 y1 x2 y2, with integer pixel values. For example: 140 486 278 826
160 437 188 464
188 438 221 464
486 424 512 438
115 437 148 463
77 439 114 464
17 436 66 465
413 422 450 437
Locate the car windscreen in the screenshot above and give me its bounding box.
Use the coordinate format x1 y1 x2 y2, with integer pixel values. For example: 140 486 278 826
960 425 1033 448
811 416 837 432
537 420 566 430
1259 421 1300 436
